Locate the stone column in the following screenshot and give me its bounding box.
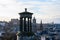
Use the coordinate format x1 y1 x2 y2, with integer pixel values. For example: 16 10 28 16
26 18 27 32
30 18 32 32
24 17 26 32
17 35 19 40
20 17 23 32
28 18 29 32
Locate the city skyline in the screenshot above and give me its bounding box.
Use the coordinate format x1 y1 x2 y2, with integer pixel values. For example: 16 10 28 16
0 0 60 23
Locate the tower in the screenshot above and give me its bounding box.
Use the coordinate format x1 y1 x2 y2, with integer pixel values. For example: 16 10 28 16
32 17 37 33
40 20 43 32
18 8 33 40
19 8 33 32
33 17 36 23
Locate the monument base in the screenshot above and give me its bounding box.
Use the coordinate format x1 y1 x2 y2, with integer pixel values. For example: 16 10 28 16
17 36 35 40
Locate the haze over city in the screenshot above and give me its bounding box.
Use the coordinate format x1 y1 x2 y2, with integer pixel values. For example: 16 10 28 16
0 0 60 23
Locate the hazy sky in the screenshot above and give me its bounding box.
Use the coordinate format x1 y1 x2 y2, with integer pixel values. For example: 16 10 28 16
0 0 60 23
